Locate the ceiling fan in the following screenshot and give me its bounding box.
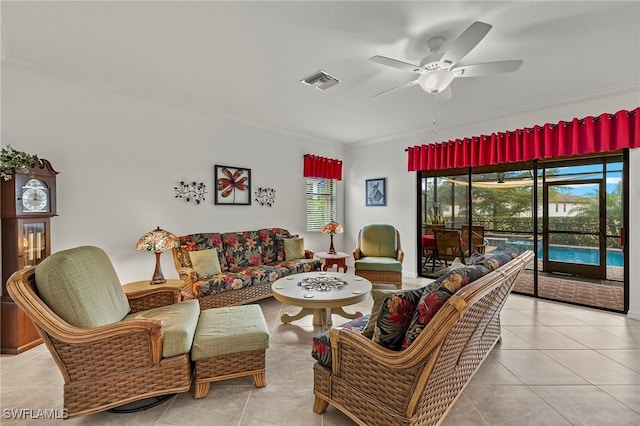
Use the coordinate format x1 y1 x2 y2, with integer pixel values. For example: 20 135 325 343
370 21 523 99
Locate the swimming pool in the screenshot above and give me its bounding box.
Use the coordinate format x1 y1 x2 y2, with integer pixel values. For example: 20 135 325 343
490 237 624 267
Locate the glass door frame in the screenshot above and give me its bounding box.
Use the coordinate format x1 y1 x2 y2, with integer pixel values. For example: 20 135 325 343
416 151 629 314
542 178 606 280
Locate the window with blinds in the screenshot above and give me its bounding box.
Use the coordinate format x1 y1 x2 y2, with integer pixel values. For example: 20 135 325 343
306 178 336 231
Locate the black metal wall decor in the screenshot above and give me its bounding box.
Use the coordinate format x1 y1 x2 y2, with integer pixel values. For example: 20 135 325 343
254 187 276 207
174 181 207 204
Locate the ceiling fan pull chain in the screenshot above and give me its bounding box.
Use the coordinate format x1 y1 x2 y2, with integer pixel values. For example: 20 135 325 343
433 94 439 136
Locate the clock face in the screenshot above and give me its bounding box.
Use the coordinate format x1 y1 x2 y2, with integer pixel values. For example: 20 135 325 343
21 179 49 213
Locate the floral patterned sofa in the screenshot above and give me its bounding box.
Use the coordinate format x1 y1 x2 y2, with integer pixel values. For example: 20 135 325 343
172 228 322 310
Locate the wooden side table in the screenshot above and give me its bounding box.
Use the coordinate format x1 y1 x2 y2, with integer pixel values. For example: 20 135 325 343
315 251 349 273
122 279 186 294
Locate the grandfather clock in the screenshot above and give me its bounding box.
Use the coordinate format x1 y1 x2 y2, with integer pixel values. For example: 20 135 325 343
1 159 58 354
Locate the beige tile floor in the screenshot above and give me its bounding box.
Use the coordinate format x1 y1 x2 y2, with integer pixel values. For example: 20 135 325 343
1 275 639 425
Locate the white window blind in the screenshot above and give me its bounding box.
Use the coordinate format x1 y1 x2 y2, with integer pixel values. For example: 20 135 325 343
306 178 336 231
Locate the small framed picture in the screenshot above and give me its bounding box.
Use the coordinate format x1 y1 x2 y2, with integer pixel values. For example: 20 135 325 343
365 178 386 206
214 165 251 205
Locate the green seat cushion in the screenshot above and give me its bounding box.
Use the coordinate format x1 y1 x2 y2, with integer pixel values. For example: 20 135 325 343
125 299 200 358
35 246 131 328
354 257 403 272
191 304 269 360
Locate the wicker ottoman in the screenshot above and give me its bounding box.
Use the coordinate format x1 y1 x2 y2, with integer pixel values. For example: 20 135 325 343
191 304 270 399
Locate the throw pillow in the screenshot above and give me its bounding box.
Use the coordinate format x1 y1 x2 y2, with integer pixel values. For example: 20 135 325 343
465 252 487 266
402 264 490 349
312 315 369 368
284 238 305 261
479 251 517 272
372 287 424 351
362 289 402 338
188 249 222 279
448 257 466 271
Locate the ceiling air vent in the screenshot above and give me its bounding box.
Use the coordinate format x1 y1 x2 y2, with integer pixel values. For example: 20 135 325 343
300 70 341 91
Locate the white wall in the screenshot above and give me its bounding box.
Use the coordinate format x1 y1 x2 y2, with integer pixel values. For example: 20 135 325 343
2 66 638 318
1 67 345 284
345 90 639 318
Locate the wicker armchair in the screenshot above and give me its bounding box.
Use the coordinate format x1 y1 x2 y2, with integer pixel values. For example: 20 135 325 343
353 224 404 289
5 246 197 418
313 250 534 426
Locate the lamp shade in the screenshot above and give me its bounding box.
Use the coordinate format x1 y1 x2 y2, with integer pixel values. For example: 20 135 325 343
321 222 343 235
136 227 179 284
136 227 179 253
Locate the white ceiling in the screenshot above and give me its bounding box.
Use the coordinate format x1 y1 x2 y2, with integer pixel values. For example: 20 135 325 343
2 1 639 144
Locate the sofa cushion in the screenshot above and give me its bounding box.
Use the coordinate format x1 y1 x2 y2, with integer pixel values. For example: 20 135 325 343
126 299 200 358
231 265 289 285
271 228 293 261
354 257 402 272
284 237 305 260
188 248 222 279
402 264 490 349
177 233 227 271
268 258 322 274
362 289 402 338
372 287 424 350
256 228 288 263
221 231 264 268
312 315 369 368
194 272 254 297
35 246 131 328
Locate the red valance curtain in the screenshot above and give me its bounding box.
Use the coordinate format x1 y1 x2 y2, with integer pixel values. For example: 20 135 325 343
303 154 343 180
407 107 640 171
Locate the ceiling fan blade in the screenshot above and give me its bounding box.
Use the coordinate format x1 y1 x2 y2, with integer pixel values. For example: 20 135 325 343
439 21 492 69
452 60 523 77
373 78 419 97
370 55 423 73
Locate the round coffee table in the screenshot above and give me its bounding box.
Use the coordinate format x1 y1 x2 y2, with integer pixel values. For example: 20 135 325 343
271 272 372 329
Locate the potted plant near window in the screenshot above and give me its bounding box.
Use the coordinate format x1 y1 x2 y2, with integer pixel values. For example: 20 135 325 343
0 145 40 181
428 213 445 224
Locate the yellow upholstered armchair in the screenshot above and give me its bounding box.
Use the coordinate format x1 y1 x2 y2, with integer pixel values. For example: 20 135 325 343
353 224 404 289
5 246 198 418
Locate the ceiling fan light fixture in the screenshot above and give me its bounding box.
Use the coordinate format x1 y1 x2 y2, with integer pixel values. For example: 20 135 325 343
418 70 455 93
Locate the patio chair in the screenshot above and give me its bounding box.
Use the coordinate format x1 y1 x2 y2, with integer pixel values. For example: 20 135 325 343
461 224 486 254
433 229 465 267
422 224 445 270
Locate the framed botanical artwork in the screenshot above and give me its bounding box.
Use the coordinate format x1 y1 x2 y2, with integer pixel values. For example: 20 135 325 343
214 165 251 205
365 178 386 206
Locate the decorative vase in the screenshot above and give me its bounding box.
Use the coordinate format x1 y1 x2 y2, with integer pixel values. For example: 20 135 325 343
328 234 336 254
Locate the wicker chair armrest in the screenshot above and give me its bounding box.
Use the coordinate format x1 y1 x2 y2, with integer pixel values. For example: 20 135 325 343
176 266 196 282
305 249 315 259
353 249 361 260
397 249 405 263
127 287 181 313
